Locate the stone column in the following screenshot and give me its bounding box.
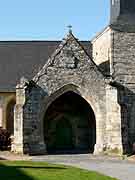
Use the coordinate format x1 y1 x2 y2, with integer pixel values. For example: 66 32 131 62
106 84 123 154
11 78 26 154
85 96 106 155
12 78 47 155
23 86 47 155
94 112 106 154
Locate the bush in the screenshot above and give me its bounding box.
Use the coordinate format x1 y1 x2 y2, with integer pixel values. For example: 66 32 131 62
0 127 11 150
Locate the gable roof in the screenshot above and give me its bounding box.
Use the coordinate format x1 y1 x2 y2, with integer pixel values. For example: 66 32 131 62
34 32 104 84
0 40 91 92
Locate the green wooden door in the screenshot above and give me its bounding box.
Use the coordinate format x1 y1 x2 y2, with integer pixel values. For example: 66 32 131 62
55 118 73 150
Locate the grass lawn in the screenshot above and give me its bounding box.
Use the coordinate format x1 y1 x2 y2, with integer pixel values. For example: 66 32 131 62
0 161 118 180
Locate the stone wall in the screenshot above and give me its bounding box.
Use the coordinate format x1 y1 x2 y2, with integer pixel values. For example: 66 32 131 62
12 0 135 155
12 79 46 154
13 32 112 155
106 84 123 154
23 84 46 154
112 30 135 89
91 27 112 76
12 32 127 155
35 33 108 154
112 30 135 153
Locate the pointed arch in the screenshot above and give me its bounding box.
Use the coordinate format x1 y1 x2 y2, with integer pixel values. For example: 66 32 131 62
43 87 96 153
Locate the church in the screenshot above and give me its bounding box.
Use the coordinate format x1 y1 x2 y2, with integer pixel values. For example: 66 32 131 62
0 0 135 155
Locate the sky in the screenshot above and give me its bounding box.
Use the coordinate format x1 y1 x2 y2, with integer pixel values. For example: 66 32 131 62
0 0 110 40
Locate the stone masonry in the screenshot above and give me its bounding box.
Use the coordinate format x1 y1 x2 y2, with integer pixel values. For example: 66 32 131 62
12 0 135 155
12 32 123 155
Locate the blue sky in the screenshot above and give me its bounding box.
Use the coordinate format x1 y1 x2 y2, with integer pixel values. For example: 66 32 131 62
0 0 110 40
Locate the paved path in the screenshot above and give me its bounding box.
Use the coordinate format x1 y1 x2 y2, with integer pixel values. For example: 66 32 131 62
32 154 135 180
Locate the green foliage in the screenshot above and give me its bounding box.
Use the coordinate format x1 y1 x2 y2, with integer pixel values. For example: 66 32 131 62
0 161 118 180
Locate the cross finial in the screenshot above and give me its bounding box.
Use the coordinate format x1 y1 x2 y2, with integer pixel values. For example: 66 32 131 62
67 25 72 33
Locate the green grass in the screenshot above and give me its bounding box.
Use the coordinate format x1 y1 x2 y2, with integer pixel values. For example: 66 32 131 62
0 161 118 180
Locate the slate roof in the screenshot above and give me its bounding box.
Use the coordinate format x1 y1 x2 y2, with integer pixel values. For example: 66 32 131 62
0 41 91 92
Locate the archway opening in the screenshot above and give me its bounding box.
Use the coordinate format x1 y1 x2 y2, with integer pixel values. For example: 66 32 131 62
6 99 16 135
44 91 96 154
55 117 73 150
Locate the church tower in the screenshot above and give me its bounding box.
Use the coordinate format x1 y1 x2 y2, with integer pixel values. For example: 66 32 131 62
91 0 135 155
110 0 135 84
110 0 121 24
110 0 135 153
110 0 135 30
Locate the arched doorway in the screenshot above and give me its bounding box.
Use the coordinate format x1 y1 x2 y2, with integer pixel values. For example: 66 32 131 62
6 99 16 135
44 91 96 153
55 117 73 150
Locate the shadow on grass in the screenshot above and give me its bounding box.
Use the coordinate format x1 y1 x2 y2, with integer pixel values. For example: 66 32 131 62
0 162 67 180
0 163 34 180
4 165 67 169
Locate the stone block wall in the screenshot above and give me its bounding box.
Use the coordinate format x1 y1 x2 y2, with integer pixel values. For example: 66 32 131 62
12 33 114 155
112 30 135 152
12 32 130 155
112 30 135 89
23 84 47 154
12 80 47 154
106 84 123 154
91 24 135 153
91 27 112 76
90 24 135 153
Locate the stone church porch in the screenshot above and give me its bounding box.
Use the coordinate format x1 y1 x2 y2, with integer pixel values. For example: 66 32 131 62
11 31 124 155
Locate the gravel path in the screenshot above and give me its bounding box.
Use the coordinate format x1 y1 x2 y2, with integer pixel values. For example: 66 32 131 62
32 154 135 180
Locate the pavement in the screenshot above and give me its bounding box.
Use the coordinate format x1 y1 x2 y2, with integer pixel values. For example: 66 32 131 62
31 154 135 180
0 151 31 161
0 151 135 180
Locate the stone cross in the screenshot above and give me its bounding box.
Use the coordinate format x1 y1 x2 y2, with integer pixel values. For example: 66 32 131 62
67 25 72 33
